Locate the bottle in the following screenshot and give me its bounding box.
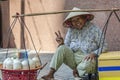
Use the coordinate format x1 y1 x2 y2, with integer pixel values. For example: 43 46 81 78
5 58 13 70
32 55 41 68
13 58 22 70
21 59 29 70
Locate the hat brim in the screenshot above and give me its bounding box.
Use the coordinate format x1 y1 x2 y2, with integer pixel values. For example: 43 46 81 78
63 14 94 28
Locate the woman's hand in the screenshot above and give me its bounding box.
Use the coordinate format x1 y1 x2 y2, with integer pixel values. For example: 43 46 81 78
84 53 97 61
55 30 64 46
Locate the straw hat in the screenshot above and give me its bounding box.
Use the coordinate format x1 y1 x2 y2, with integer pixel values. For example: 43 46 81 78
63 7 94 27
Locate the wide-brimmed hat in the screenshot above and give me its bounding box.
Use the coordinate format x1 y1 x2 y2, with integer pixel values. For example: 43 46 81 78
63 7 94 27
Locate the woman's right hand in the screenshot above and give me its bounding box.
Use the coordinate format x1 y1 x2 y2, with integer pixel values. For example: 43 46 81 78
55 31 64 46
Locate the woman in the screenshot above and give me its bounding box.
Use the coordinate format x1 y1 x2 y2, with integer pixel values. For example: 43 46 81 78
42 7 107 80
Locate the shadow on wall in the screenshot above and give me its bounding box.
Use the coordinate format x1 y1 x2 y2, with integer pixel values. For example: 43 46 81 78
0 1 16 48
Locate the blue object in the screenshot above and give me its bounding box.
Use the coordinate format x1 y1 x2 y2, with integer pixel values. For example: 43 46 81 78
19 51 28 59
99 66 120 71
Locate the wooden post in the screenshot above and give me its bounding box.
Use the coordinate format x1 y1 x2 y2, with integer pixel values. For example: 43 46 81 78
20 0 25 49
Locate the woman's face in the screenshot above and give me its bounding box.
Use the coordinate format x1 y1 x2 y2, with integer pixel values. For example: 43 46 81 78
71 16 86 29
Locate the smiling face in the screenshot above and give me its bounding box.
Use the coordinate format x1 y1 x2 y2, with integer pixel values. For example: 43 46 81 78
71 15 87 29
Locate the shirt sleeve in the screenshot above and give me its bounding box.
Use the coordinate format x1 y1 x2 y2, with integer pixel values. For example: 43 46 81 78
64 28 71 47
92 27 108 56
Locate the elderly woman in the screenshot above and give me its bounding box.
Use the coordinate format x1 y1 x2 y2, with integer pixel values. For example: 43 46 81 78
42 7 107 80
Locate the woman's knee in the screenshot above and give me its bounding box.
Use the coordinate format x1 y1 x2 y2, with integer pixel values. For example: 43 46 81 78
56 45 72 53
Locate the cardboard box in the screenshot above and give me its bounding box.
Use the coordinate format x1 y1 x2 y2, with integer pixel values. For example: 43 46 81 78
98 51 120 80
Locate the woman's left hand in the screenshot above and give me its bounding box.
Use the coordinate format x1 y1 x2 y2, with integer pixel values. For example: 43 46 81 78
84 53 97 61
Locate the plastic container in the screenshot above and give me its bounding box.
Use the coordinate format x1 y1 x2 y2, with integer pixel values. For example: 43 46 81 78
98 51 120 80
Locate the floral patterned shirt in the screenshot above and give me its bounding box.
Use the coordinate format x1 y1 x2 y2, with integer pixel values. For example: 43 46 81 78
64 22 107 55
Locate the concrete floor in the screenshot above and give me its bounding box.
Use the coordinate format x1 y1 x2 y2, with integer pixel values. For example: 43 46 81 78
38 53 74 80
